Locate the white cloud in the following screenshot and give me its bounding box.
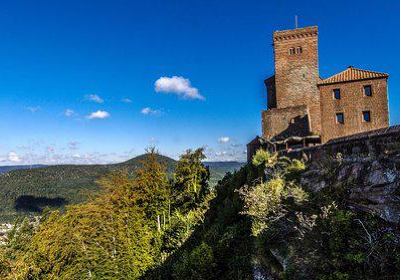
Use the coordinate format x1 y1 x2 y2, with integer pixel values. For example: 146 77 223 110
141 107 161 116
86 110 110 119
8 151 21 163
154 76 205 100
65 109 75 117
218 137 230 143
85 94 104 103
26 106 40 113
45 146 54 154
121 98 133 103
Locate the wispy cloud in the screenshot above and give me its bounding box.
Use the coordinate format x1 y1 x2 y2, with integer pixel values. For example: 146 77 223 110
85 94 104 103
203 142 246 162
121 98 133 103
149 137 158 143
64 109 76 117
86 110 110 119
26 106 41 113
141 107 161 116
1 142 137 165
68 141 80 150
8 151 21 163
230 143 242 148
155 76 205 100
45 146 54 154
218 137 230 143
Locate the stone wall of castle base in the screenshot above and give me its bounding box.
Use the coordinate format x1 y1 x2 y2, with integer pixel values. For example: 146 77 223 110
248 125 399 162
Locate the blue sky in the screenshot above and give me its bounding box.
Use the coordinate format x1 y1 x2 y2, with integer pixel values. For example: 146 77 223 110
0 0 399 164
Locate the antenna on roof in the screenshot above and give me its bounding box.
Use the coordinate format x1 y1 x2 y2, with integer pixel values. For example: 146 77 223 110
295 15 298 29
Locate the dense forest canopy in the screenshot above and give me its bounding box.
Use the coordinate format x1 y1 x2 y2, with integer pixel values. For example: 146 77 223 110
1 148 400 279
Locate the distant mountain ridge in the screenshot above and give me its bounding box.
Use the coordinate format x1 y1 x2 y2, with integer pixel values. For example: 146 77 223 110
0 159 244 175
0 165 46 175
0 154 244 223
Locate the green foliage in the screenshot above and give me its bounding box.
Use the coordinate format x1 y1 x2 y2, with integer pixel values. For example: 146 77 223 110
15 172 156 279
252 149 278 169
0 153 239 223
289 185 309 205
4 146 400 280
0 148 221 280
239 151 306 236
173 148 210 210
172 243 216 280
238 178 286 235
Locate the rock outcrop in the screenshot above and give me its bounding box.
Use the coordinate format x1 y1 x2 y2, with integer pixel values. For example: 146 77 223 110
301 155 400 223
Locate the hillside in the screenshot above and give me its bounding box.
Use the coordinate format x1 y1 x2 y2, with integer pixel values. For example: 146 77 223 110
2 149 400 279
0 165 45 175
205 161 245 185
148 152 400 279
0 155 243 223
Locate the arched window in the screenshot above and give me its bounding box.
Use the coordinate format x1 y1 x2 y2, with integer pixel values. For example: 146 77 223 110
289 47 295 55
296 46 302 54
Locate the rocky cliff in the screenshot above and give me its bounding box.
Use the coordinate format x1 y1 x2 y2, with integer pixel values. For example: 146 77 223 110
302 155 400 224
255 154 400 279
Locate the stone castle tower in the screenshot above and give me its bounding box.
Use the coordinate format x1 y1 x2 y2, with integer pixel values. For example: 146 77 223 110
248 25 390 160
263 26 321 140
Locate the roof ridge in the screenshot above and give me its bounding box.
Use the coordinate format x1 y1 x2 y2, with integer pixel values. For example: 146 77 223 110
352 67 389 76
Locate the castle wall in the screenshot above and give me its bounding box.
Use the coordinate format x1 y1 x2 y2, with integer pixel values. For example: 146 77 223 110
270 125 400 162
273 26 321 135
319 78 389 143
265 75 276 109
262 105 310 140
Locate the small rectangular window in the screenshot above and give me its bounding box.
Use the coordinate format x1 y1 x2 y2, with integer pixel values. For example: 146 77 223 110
364 85 372 96
363 111 371 122
333 89 341 100
296 47 302 54
336 113 344 124
289 48 295 55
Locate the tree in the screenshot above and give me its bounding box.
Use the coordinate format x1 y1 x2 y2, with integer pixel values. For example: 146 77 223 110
173 148 210 210
172 243 216 280
2 150 170 280
131 147 170 225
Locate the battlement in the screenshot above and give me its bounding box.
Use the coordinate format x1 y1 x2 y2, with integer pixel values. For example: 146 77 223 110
273 26 318 42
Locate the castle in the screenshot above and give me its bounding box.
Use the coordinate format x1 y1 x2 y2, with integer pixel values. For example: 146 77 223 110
247 26 389 160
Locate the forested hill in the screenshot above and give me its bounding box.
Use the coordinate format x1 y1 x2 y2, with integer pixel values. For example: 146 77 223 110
0 155 244 223
0 165 46 175
2 149 400 279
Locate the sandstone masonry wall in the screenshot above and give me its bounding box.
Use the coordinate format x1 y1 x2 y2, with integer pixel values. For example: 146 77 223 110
273 26 321 135
319 77 389 142
262 105 310 140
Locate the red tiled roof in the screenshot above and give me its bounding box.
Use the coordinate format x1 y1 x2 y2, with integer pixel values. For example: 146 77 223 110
318 66 388 85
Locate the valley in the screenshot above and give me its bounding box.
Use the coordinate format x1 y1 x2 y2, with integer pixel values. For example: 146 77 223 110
0 155 244 223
